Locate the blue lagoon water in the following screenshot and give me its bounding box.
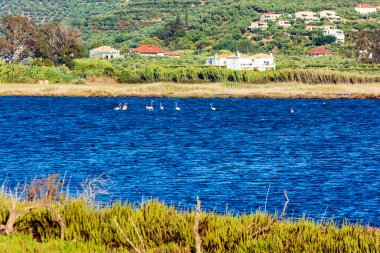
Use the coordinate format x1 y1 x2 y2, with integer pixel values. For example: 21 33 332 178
0 97 379 225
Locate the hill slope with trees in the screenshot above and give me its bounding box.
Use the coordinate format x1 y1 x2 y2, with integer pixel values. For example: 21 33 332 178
0 0 379 59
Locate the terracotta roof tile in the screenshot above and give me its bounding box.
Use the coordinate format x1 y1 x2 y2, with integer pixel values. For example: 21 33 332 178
307 46 332 55
130 45 166 54
357 4 376 8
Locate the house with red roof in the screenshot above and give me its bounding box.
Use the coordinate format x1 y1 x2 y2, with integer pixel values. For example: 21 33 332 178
355 4 377 14
129 45 166 56
307 47 332 57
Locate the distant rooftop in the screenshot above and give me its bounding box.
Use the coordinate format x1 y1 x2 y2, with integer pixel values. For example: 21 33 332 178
356 4 376 8
130 45 166 54
90 46 119 53
308 46 332 55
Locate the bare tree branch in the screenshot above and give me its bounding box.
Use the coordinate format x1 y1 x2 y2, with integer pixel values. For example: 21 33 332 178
194 196 202 253
251 190 289 238
114 216 142 253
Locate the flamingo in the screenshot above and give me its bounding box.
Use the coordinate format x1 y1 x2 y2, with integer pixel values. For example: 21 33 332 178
114 103 122 111
210 103 216 111
175 102 181 111
160 102 164 110
122 102 128 110
146 101 154 111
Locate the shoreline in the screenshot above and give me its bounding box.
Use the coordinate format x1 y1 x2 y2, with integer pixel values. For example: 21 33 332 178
0 82 379 99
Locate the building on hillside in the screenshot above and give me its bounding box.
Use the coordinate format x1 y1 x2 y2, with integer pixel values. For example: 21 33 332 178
323 29 345 43
305 25 320 31
89 46 121 59
259 12 281 21
295 11 320 23
276 19 292 28
355 4 377 14
307 46 332 56
319 24 337 30
304 24 344 43
305 24 336 31
129 45 166 56
207 52 275 71
319 10 341 21
248 21 269 30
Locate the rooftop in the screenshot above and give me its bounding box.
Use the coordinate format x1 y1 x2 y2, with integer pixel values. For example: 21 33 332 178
130 45 166 54
90 46 119 53
356 4 376 8
308 46 332 55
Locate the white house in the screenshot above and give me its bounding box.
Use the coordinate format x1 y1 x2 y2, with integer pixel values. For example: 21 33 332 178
319 10 341 21
251 53 276 71
276 19 292 28
249 21 269 30
90 46 121 59
207 52 275 71
355 4 377 14
323 29 345 43
260 12 281 21
206 54 230 66
295 11 320 23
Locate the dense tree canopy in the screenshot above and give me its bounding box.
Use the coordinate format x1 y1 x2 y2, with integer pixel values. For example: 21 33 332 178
352 29 380 63
0 16 83 66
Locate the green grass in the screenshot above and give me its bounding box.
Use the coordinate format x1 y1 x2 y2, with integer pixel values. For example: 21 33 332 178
0 195 379 252
0 234 108 253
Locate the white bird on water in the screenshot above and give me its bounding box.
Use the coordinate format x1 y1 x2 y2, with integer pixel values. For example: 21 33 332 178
210 103 216 111
160 102 164 110
122 102 128 110
114 103 122 111
175 102 181 111
290 108 294 113
146 101 154 111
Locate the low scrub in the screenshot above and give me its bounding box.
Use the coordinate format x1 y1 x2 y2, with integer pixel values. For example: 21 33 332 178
0 176 379 252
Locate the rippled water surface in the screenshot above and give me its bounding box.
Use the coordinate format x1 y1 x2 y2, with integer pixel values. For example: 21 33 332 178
0 97 379 225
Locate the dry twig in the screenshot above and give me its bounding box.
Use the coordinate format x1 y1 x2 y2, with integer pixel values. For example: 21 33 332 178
114 216 146 253
251 190 289 238
194 196 202 253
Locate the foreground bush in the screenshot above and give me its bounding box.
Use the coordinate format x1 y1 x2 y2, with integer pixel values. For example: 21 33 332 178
0 194 379 252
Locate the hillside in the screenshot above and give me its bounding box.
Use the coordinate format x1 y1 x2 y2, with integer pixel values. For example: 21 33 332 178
0 0 379 55
0 0 122 23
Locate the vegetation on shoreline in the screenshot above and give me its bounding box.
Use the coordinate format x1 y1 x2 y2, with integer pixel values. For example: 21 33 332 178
1 57 380 85
0 176 379 252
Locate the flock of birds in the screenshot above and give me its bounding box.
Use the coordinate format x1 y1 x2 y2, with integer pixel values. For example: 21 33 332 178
114 101 217 111
113 101 298 113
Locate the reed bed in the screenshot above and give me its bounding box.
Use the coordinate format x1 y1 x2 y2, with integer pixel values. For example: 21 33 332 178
112 67 380 85
0 64 77 83
1 60 379 85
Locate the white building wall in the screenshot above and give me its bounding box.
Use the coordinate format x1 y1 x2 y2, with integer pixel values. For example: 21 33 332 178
323 29 345 43
252 58 275 71
355 7 377 14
